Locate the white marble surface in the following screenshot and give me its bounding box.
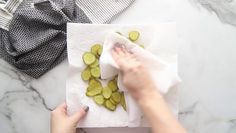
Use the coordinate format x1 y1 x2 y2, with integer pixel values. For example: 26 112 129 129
0 0 236 133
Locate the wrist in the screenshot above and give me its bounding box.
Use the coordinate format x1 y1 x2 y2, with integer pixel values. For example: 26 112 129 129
137 87 163 106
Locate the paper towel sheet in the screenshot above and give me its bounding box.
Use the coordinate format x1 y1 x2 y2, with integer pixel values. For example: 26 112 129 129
100 32 180 94
66 23 180 127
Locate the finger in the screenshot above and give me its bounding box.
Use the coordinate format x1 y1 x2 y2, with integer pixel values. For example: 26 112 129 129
55 102 67 112
112 49 124 65
70 106 89 123
51 102 67 118
112 50 127 71
115 47 125 57
120 46 127 55
123 48 131 56
124 52 134 61
112 49 119 61
112 47 136 72
121 57 140 72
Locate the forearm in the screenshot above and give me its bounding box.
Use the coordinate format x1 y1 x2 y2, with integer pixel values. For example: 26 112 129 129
112 46 186 132
137 89 186 133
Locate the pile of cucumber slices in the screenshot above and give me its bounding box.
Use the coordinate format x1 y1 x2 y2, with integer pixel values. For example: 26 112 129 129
81 30 142 111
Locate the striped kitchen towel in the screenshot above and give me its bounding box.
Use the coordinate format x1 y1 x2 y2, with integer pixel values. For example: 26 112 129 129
0 0 135 78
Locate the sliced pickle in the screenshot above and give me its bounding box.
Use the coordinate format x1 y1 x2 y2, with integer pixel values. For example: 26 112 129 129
86 87 102 97
83 52 96 65
102 87 112 99
97 46 103 56
128 31 140 42
108 80 118 92
81 67 91 81
93 95 104 105
91 44 102 56
120 92 127 111
109 97 117 105
139 44 145 48
111 92 121 104
105 100 116 111
90 67 101 78
89 59 99 68
89 79 102 89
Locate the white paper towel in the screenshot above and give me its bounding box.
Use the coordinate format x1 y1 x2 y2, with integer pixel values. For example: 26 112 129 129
66 23 180 127
100 32 181 94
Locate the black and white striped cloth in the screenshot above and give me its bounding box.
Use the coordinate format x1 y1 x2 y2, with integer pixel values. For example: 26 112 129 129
0 0 135 78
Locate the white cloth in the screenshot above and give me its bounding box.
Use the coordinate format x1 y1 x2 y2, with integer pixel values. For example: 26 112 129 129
66 23 180 127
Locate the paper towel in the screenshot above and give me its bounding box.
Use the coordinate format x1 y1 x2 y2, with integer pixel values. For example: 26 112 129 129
66 23 180 127
100 32 180 94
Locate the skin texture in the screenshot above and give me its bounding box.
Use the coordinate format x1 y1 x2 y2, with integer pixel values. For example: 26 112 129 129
112 46 187 133
50 102 87 133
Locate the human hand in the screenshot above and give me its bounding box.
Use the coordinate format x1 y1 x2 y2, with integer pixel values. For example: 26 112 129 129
112 45 186 133
112 46 159 101
50 102 89 133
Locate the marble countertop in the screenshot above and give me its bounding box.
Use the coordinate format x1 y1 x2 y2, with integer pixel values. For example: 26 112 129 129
1 0 236 133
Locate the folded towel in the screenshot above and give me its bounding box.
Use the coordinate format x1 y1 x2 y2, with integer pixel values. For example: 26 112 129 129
0 0 135 78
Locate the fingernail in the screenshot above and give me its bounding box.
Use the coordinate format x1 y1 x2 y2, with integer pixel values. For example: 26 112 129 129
83 105 89 112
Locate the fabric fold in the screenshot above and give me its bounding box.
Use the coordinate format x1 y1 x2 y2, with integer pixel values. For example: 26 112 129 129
75 0 135 23
0 0 134 78
0 0 91 78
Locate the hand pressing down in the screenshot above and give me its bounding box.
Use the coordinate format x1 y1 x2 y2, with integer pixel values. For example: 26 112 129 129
112 45 186 133
51 102 89 133
112 46 158 101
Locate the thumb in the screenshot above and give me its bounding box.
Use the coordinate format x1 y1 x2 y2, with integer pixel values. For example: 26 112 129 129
70 106 89 124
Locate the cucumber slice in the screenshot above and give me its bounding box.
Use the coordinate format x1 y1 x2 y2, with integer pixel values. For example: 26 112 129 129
89 59 99 68
114 75 118 82
139 44 145 48
105 100 116 111
97 46 103 56
102 87 112 99
83 42 128 111
86 87 102 97
93 95 104 105
83 52 96 65
116 32 122 35
128 31 140 42
111 92 121 103
89 79 101 86
91 44 102 55
81 67 91 81
120 92 127 111
89 79 102 90
108 80 118 92
109 97 118 105
91 67 101 78
87 86 93 92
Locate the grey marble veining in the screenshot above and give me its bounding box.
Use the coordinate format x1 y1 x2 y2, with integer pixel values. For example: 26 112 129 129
179 101 236 133
0 59 52 133
191 0 236 26
0 59 52 111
